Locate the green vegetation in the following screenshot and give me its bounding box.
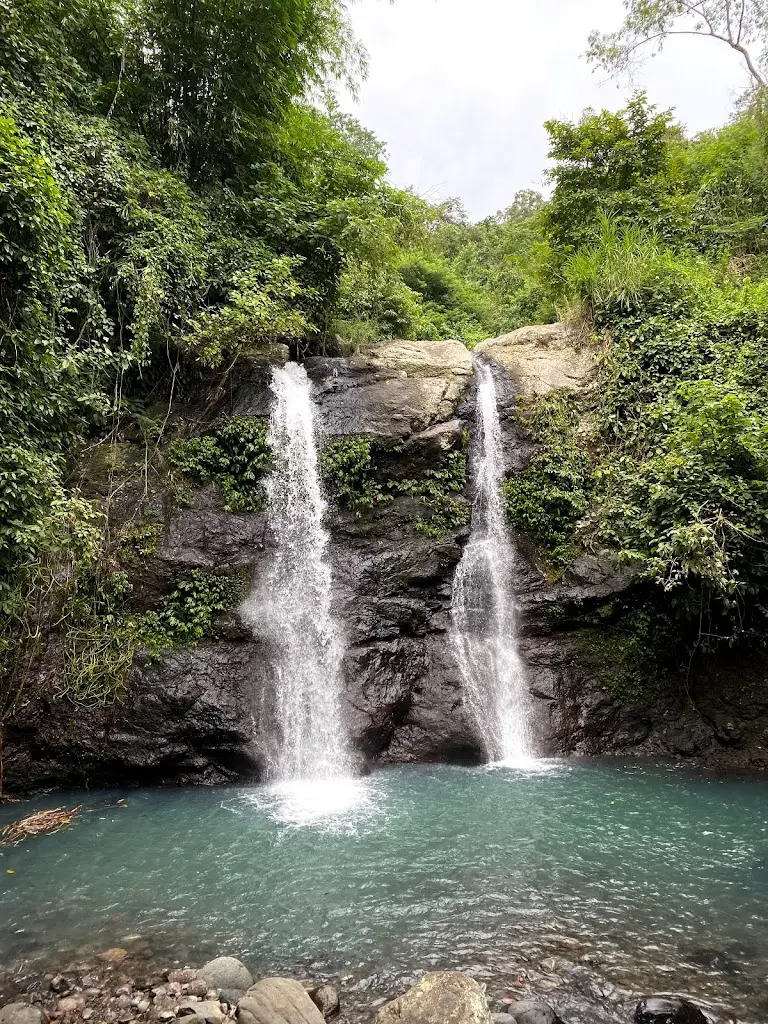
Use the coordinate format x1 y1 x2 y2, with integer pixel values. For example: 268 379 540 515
320 436 385 514
503 391 593 570
6 0 768 713
538 90 768 660
320 435 469 536
170 418 273 511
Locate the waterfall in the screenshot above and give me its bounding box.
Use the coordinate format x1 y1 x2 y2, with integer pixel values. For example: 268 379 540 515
450 358 534 764
241 362 350 782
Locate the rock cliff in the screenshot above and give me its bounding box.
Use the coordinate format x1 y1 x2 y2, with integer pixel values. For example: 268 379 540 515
4 329 767 792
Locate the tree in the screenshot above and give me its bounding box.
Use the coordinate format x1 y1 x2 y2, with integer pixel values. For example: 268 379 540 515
587 1 768 90
543 94 684 260
117 0 363 180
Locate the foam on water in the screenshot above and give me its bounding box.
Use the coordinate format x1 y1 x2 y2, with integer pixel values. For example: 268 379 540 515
243 776 382 832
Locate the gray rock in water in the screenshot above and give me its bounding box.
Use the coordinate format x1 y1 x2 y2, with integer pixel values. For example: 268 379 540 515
200 956 253 992
634 997 708 1024
492 1014 512 1023
506 1000 559 1024
238 978 325 1024
0 1006 46 1024
309 985 340 1019
375 972 491 1024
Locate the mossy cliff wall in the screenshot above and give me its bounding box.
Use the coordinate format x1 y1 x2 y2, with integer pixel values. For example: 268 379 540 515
4 332 766 792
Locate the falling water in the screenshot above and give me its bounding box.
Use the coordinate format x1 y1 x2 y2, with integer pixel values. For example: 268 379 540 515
241 362 350 783
450 358 534 764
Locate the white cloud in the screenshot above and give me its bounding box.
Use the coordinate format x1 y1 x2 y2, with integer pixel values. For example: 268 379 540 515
339 0 751 219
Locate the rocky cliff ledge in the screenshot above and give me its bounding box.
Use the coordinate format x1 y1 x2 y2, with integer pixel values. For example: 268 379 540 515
4 330 767 792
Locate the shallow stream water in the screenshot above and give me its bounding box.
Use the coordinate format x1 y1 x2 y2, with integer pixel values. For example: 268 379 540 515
1 761 767 1021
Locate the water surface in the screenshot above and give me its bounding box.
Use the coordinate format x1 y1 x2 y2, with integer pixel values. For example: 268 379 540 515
1 762 766 1020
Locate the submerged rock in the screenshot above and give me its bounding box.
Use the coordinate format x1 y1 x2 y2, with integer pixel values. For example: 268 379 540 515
375 972 491 1024
634 996 708 1024
238 978 325 1024
199 956 253 992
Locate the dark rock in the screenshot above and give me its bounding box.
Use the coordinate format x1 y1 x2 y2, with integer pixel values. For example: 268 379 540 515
634 996 708 1024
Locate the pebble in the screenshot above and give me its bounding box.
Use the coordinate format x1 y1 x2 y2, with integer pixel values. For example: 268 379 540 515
184 981 209 998
50 976 69 994
82 1011 93 1021
57 996 86 1012
115 985 132 997
168 970 199 985
135 999 151 1013
116 994 132 1009
157 1012 176 1023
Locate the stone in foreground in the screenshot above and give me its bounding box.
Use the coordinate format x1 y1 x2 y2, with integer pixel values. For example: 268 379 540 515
308 985 340 1018
375 972 491 1024
635 996 708 1024
237 978 325 1024
200 956 253 992
506 1000 560 1024
0 1006 45 1024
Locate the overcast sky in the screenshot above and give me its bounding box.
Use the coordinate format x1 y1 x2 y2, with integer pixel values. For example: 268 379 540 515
338 0 752 220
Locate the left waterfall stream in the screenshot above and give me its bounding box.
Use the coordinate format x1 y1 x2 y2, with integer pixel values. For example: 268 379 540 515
240 363 363 826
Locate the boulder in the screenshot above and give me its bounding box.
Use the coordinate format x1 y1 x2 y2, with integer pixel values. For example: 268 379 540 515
0 1006 46 1024
199 956 253 993
474 324 594 396
506 1000 560 1024
375 972 491 1024
309 338 473 438
634 997 708 1024
237 978 325 1024
308 985 340 1018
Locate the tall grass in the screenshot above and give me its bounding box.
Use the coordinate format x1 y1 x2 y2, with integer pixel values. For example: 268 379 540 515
561 215 675 319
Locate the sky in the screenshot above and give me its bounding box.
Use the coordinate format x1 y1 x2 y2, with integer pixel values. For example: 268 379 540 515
338 0 753 220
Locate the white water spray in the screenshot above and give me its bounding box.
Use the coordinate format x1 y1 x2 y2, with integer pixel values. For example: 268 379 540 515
241 362 350 783
450 359 534 764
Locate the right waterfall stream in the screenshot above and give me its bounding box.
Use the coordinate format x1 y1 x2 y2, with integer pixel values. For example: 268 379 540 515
450 357 535 764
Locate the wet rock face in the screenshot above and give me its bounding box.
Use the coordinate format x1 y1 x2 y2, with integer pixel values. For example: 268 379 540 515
3 339 480 792
5 334 767 790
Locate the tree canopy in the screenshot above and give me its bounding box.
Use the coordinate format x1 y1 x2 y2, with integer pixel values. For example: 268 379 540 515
587 0 768 89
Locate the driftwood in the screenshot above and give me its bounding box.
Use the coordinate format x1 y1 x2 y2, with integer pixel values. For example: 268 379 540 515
1 804 84 845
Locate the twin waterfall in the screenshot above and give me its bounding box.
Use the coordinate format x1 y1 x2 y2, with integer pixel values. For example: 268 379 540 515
247 358 533 783
450 360 533 764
